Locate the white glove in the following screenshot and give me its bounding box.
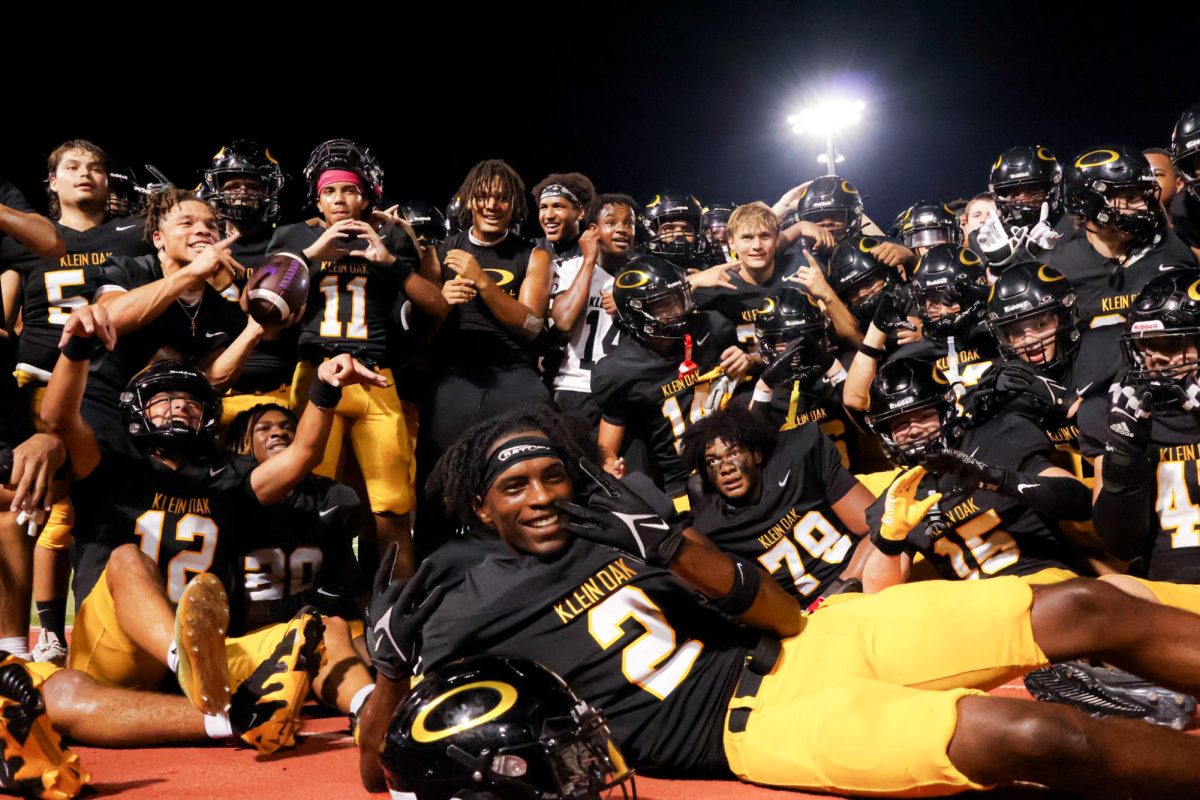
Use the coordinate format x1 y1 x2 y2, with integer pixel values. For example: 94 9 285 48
1026 202 1062 252
976 210 1027 266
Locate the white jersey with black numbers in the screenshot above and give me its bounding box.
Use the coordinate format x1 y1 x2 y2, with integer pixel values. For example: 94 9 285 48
551 255 619 394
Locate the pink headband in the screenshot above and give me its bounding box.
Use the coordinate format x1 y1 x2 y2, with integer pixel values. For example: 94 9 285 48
317 170 364 194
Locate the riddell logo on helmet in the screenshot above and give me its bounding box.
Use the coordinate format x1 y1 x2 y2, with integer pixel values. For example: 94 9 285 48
892 397 915 408
1011 171 1031 179
1131 321 1166 333
1003 303 1031 312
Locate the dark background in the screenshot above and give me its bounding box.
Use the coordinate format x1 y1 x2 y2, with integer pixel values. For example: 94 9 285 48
5 1 1197 225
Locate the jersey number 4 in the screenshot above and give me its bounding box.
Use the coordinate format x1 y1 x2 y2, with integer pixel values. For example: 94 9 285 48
136 511 218 603
319 276 368 339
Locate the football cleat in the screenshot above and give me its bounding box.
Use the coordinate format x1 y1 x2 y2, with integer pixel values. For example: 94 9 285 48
230 607 325 754
29 632 66 669
1024 661 1197 730
174 573 232 715
0 652 90 799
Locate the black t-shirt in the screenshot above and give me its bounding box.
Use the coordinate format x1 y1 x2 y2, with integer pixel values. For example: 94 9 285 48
692 424 860 599
435 231 541 368
592 313 737 494
867 413 1072 579
270 221 415 362
235 476 364 634
1 217 150 374
418 537 754 775
70 448 258 605
1050 231 1196 398
1079 395 1200 583
85 255 245 411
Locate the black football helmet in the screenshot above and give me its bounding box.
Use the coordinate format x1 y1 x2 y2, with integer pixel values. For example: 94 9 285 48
985 262 1078 370
119 361 222 454
642 191 711 268
892 201 963 250
909 245 989 341
1064 145 1164 242
400 200 449 245
827 235 893 324
106 158 145 217
200 140 285 224
1171 103 1200 203
701 202 734 243
795 176 863 242
1120 266 1200 396
612 255 694 344
445 195 465 236
988 146 1063 228
754 287 835 389
381 655 635 800
303 138 384 207
865 357 959 467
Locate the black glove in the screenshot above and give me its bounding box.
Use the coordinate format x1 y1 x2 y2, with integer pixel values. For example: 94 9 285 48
993 361 1067 411
871 283 916 336
554 459 689 568
364 545 447 680
1106 378 1153 459
922 447 1008 493
1171 370 1200 413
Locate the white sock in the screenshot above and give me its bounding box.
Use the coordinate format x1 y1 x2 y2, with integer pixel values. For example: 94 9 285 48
349 683 375 717
166 641 180 673
203 712 233 739
0 637 30 660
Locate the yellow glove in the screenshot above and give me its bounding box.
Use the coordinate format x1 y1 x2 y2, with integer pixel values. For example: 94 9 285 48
879 465 942 542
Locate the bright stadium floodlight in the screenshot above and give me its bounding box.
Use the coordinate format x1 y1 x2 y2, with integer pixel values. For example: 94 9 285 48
788 97 866 175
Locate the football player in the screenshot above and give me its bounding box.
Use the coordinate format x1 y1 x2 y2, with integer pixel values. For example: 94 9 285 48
1052 145 1197 401
683 404 875 601
701 201 735 262
224 404 374 720
971 146 1073 272
360 406 1200 798
532 172 596 264
415 159 553 560
962 193 996 239
861 357 1085 589
1 141 152 664
1144 147 1182 210
1169 103 1200 257
844 244 996 412
592 255 744 508
892 200 963 255
272 139 446 578
641 191 715 269
549 194 637 424
42 303 385 751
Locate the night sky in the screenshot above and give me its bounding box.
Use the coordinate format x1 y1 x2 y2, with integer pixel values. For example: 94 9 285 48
4 2 1197 226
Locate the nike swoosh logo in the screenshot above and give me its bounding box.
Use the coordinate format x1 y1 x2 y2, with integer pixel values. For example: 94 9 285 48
372 607 408 664
611 511 668 559
318 507 338 518
1160 264 1179 272
204 331 225 338
209 466 226 477
1017 483 1040 493
1076 382 1094 397
778 468 791 487
696 333 711 346
316 588 340 597
115 224 138 231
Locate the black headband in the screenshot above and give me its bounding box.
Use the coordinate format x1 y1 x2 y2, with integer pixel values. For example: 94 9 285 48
539 184 581 206
479 436 564 493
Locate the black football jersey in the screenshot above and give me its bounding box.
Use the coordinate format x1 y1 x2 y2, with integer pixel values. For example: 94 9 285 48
435 231 541 367
85 255 245 411
691 254 800 350
1079 395 1200 583
69 449 258 607
1049 232 1196 397
867 413 1072 579
226 225 298 393
235 476 363 634
1 217 150 374
890 326 998 392
592 312 738 495
418 537 754 774
692 424 861 599
270 221 415 362
760 377 877 470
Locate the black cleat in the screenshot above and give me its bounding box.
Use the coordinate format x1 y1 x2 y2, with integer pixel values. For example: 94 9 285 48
1025 660 1197 730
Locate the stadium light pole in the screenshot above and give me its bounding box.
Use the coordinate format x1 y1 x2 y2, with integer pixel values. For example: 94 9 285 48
788 98 866 175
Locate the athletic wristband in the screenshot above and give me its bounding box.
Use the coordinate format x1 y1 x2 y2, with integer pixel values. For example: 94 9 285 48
60 335 99 362
751 387 775 405
995 471 1092 520
308 377 342 410
710 555 762 616
1101 445 1157 497
858 342 887 359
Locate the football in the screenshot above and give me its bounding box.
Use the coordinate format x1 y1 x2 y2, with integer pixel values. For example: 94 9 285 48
246 251 310 326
